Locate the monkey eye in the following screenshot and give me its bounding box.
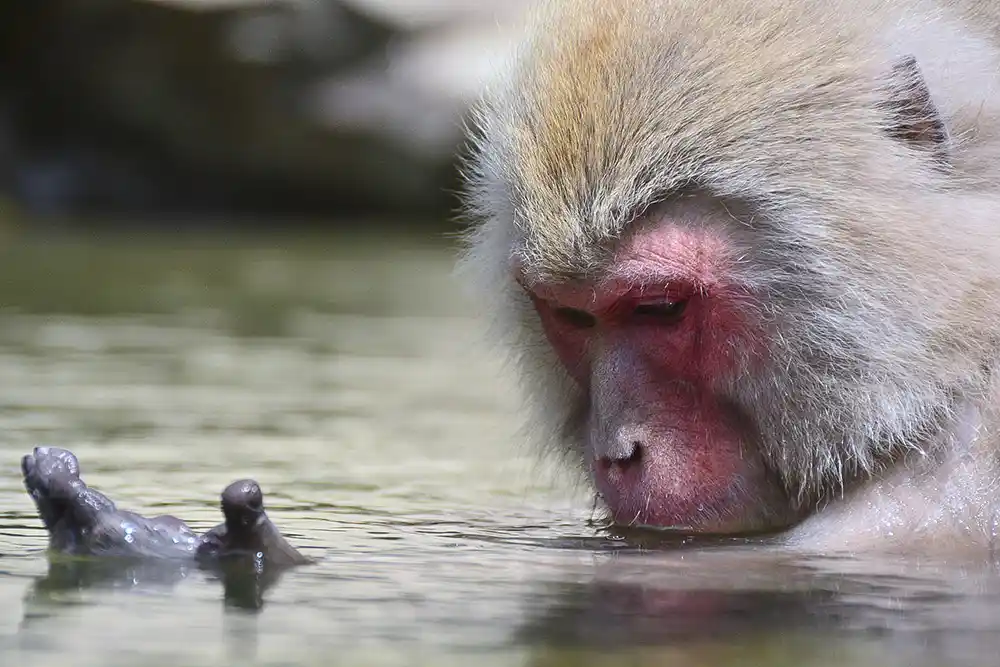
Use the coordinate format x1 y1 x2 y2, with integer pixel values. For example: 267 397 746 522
632 299 688 323
552 306 597 329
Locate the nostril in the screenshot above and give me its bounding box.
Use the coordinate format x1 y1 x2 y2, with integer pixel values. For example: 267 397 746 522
625 442 643 465
597 441 643 471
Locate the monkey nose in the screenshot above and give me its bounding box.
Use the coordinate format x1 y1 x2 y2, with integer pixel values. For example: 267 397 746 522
595 440 644 474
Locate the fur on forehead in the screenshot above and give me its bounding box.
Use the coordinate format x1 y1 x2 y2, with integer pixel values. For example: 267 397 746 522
465 0 930 279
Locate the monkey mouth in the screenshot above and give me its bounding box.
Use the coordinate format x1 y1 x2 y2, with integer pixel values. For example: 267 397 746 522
594 479 729 533
591 454 784 535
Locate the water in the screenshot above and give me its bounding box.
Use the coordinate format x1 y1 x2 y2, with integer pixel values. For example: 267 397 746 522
2 232 1000 667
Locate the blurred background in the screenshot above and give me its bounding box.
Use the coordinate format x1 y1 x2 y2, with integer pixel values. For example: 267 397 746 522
0 0 529 231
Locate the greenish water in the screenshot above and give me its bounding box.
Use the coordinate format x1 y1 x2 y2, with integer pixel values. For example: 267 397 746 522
2 233 1000 667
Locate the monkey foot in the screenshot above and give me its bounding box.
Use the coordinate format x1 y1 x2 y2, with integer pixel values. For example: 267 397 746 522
22 447 115 532
21 447 309 566
196 479 311 567
22 446 201 558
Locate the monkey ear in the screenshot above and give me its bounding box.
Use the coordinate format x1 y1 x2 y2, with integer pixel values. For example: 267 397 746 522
882 55 952 164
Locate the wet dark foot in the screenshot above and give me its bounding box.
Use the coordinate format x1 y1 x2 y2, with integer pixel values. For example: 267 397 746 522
197 479 311 567
22 446 200 558
21 446 309 567
22 446 95 532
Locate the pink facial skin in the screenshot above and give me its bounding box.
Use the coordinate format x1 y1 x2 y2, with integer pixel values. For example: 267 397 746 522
524 223 787 534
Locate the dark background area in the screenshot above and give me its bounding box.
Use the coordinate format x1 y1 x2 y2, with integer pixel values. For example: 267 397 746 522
0 0 527 232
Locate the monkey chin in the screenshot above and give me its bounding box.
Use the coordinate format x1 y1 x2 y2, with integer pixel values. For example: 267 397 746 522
591 455 796 538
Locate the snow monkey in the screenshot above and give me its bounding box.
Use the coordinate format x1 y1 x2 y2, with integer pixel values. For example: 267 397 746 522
459 0 1000 552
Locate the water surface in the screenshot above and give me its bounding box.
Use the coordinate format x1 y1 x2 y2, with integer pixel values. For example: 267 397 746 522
1 232 1000 667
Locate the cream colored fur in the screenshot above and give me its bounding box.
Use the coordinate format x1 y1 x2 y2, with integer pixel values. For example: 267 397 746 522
459 0 1000 554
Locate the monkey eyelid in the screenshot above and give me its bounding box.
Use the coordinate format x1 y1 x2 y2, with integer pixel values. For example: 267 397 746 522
633 296 685 307
630 298 689 322
616 281 695 303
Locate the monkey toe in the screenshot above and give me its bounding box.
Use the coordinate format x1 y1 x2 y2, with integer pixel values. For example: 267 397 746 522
21 453 36 484
22 446 118 536
220 479 265 526
22 447 82 501
204 479 309 567
22 447 83 531
24 445 79 480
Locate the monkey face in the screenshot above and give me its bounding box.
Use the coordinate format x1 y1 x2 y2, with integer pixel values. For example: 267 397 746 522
518 209 799 535
505 186 967 537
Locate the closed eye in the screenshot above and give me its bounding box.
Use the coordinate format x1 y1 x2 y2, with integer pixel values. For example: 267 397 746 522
632 299 688 323
553 306 597 329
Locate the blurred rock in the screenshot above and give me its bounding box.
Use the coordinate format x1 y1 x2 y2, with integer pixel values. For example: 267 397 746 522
0 0 528 225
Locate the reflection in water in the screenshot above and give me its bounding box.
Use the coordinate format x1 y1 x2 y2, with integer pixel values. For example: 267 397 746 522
519 576 835 648
24 552 292 615
20 554 293 665
515 550 1000 667
3 236 1000 666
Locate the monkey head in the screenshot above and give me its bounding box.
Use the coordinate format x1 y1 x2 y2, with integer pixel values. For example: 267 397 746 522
460 0 1000 537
